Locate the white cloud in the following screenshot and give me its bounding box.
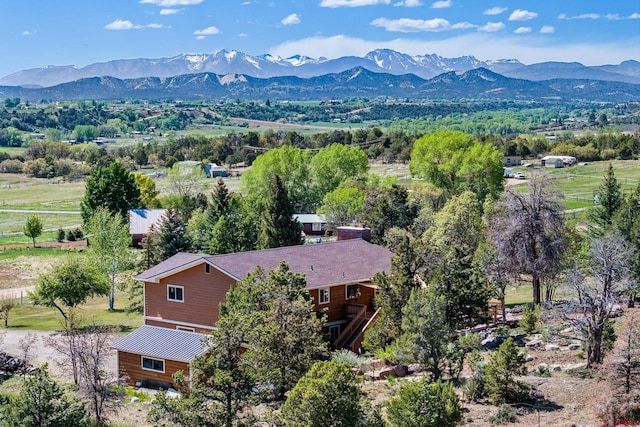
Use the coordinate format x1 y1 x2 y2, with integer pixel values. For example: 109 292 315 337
22 30 31 36
268 33 639 66
483 6 507 16
320 0 390 8
105 19 136 30
630 13 640 19
371 17 475 32
194 26 220 36
431 0 451 8
238 33 248 37
394 0 422 6
281 13 301 25
514 27 531 34
140 0 203 5
509 9 537 21
478 22 505 32
160 8 179 15
539 25 554 34
104 19 163 30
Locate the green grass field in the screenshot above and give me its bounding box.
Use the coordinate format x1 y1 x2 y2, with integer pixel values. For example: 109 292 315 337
4 290 143 332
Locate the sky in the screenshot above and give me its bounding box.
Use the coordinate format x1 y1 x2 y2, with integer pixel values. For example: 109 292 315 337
0 0 638 78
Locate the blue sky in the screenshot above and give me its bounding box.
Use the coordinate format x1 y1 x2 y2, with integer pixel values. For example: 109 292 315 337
1 0 638 78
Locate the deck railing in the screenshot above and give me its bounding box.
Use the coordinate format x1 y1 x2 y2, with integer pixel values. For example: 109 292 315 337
333 304 367 349
349 308 381 353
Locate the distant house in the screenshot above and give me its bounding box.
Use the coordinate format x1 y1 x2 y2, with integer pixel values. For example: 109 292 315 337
294 214 327 236
128 209 167 247
503 156 521 167
112 239 393 387
203 163 228 178
541 155 576 168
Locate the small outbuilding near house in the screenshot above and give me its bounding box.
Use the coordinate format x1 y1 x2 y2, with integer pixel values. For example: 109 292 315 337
129 209 167 247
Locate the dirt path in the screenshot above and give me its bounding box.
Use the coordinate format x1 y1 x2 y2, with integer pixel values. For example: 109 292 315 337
0 286 33 300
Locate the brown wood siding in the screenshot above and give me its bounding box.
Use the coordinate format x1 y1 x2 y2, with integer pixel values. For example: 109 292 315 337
310 283 375 323
144 319 214 334
144 264 236 328
118 351 189 387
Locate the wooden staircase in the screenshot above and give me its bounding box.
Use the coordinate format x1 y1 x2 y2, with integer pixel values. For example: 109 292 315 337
333 304 381 353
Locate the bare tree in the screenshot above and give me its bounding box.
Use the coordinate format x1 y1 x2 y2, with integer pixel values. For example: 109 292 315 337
597 312 640 422
489 175 568 304
18 332 38 377
44 319 82 385
75 324 122 424
562 233 634 367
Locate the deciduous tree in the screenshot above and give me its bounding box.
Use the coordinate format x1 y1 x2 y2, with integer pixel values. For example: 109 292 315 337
31 256 109 327
86 207 131 311
80 161 140 225
488 175 567 304
23 215 43 248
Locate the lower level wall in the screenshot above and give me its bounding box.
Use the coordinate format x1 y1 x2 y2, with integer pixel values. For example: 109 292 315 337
118 351 189 388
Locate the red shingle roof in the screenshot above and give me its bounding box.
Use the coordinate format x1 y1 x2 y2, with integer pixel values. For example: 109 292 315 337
135 239 392 289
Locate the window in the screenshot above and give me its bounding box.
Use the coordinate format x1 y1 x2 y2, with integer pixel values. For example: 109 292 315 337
142 357 164 372
311 222 322 232
346 284 361 300
176 326 195 332
168 285 184 302
205 263 210 274
319 288 330 304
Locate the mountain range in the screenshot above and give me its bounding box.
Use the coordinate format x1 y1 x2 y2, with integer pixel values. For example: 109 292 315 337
1 67 639 103
2 49 639 88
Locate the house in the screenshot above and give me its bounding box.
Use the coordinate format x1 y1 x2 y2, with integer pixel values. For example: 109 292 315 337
128 209 167 247
203 163 228 178
541 155 577 168
502 156 521 167
112 239 393 387
294 214 328 236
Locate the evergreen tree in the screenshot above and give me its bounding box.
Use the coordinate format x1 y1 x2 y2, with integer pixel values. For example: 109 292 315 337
484 338 529 404
158 208 192 260
364 184 417 245
258 175 302 249
614 182 640 305
590 162 623 233
207 178 232 228
223 262 327 400
0 366 89 427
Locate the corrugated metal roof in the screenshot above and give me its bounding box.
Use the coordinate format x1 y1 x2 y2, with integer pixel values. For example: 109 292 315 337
112 325 208 362
129 209 167 235
136 239 393 290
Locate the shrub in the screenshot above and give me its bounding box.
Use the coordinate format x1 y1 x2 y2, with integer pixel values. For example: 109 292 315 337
73 228 84 240
489 404 519 424
387 379 462 427
56 228 66 243
519 304 541 335
0 159 23 173
66 230 76 241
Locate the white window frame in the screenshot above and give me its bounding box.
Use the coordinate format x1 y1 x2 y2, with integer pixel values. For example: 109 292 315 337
141 356 165 373
346 284 361 300
311 222 322 232
319 288 330 305
176 326 195 332
167 285 184 303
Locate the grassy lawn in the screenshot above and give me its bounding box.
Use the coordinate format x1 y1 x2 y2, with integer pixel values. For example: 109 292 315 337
4 291 143 332
504 283 533 306
0 175 85 211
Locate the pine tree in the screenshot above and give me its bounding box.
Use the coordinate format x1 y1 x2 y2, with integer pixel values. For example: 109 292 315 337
259 175 302 249
590 162 623 233
158 208 192 260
